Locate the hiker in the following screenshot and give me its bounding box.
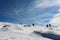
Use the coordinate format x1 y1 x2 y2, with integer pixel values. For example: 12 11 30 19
32 24 35 26
49 24 51 27
46 24 48 27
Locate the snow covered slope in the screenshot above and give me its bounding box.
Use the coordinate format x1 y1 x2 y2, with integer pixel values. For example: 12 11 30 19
0 22 60 40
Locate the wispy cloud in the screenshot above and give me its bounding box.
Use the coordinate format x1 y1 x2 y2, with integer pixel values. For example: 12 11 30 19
35 0 60 8
10 0 60 25
13 0 59 25
0 0 60 25
49 9 60 26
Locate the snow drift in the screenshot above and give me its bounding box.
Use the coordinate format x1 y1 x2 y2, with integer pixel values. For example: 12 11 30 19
0 22 60 40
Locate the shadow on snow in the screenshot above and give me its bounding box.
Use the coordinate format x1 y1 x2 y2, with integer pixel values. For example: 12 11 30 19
33 31 60 40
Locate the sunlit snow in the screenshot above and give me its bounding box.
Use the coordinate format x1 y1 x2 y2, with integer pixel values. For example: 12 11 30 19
0 22 60 40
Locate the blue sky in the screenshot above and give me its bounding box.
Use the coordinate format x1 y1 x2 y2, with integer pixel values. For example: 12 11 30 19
0 0 60 25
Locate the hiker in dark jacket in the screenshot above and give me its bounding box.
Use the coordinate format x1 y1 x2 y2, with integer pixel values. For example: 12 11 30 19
32 24 35 26
49 24 51 27
46 24 48 27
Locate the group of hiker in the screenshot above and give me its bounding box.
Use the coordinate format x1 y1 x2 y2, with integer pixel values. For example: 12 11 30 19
46 24 51 27
1 23 52 31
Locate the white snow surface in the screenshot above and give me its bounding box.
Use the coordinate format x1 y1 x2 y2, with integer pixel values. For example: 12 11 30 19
0 22 60 40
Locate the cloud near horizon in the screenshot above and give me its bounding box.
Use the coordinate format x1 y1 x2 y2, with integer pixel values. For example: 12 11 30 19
49 9 60 26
